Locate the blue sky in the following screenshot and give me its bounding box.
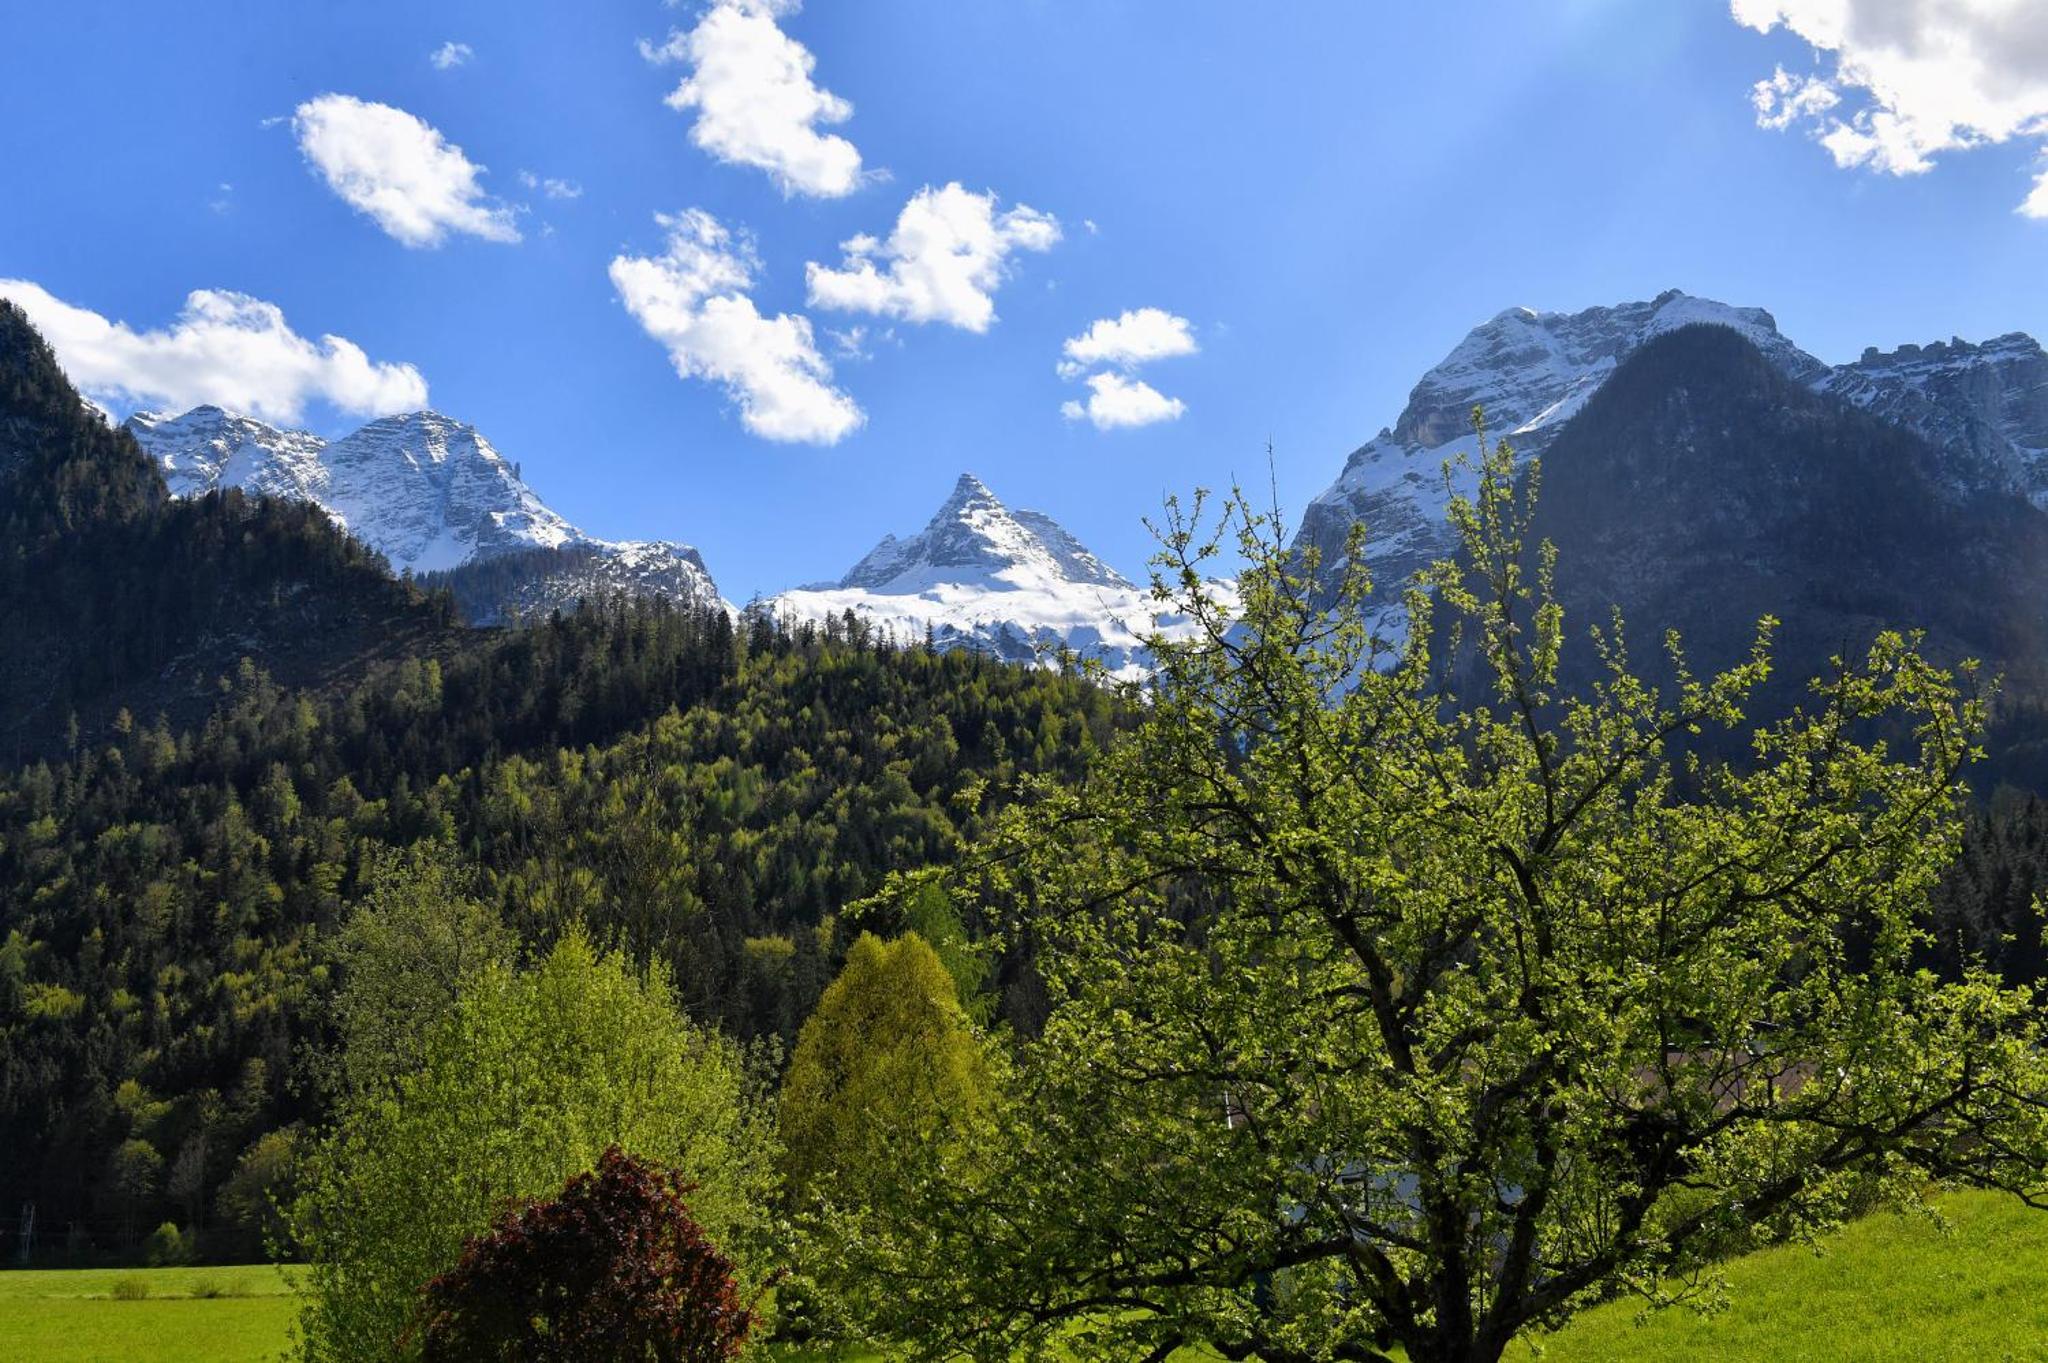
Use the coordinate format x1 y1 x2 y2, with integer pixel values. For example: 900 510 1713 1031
3 0 2046 599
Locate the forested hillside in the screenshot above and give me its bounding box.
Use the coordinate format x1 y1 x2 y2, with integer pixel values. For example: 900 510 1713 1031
0 303 1123 1256
0 301 455 761
0 599 1118 1253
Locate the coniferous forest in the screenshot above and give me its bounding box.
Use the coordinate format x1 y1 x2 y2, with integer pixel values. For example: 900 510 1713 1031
0 299 1125 1256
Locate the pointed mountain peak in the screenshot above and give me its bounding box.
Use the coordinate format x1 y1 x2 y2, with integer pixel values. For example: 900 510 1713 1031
837 473 1131 593
933 471 1003 518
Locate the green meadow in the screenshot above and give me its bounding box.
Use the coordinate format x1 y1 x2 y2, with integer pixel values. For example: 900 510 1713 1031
6 1194 2047 1363
1509 1190 2048 1363
0 1263 300 1363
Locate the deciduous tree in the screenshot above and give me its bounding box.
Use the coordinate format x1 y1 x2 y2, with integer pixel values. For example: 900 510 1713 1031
417 1147 756 1363
290 932 776 1363
847 426 2048 1363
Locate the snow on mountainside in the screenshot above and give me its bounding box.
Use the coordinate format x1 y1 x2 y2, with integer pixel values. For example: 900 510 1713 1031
767 473 1218 678
317 412 577 574
124 405 722 616
127 405 329 504
1292 288 2048 629
1818 334 2048 505
1292 289 1828 611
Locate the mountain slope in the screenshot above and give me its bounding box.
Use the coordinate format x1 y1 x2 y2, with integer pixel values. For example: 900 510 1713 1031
1527 324 2048 702
1295 289 2048 660
125 405 722 618
0 302 452 756
1292 289 1826 613
421 539 722 625
1817 333 2048 503
766 473 1207 677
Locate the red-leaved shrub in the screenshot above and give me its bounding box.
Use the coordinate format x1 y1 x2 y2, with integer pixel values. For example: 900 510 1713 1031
416 1147 754 1363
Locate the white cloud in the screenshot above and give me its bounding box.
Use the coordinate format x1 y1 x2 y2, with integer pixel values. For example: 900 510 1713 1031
518 170 584 200
0 280 428 423
806 183 1060 332
610 210 863 445
1060 371 1186 431
292 94 520 247
429 41 473 71
1055 307 1195 426
1057 307 1197 379
641 0 863 198
1731 0 2048 215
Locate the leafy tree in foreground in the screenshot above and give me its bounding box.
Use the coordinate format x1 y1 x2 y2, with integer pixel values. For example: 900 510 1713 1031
845 427 2048 1363
417 1146 757 1363
289 932 777 1363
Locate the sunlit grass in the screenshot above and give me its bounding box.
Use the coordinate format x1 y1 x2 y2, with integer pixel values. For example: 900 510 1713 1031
7 1197 2048 1363
0 1264 299 1363
1513 1191 2048 1363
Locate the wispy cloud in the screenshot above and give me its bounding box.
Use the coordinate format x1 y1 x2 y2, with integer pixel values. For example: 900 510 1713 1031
611 209 863 445
0 279 427 423
518 169 584 200
429 40 474 71
293 94 519 247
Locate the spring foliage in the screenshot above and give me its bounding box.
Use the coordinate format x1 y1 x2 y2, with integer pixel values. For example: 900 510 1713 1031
778 931 995 1203
841 426 2048 1363
288 933 775 1363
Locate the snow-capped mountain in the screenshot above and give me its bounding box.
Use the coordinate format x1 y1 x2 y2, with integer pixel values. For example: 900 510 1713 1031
128 405 330 504
766 473 1216 678
125 405 721 618
1293 288 2048 622
1817 333 2048 504
317 412 578 574
1292 290 1828 612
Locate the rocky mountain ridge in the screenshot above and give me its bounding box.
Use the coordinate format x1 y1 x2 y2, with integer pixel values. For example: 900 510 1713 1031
125 404 719 619
1293 289 2048 619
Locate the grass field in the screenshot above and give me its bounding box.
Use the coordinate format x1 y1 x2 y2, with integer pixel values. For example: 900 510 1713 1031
1514 1191 2048 1363
4 1195 2047 1362
0 1263 300 1363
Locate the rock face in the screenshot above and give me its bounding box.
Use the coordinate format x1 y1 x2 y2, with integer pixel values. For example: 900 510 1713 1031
126 405 329 505
1817 333 2048 503
766 473 1218 678
423 540 722 627
1526 324 2048 701
125 405 721 619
